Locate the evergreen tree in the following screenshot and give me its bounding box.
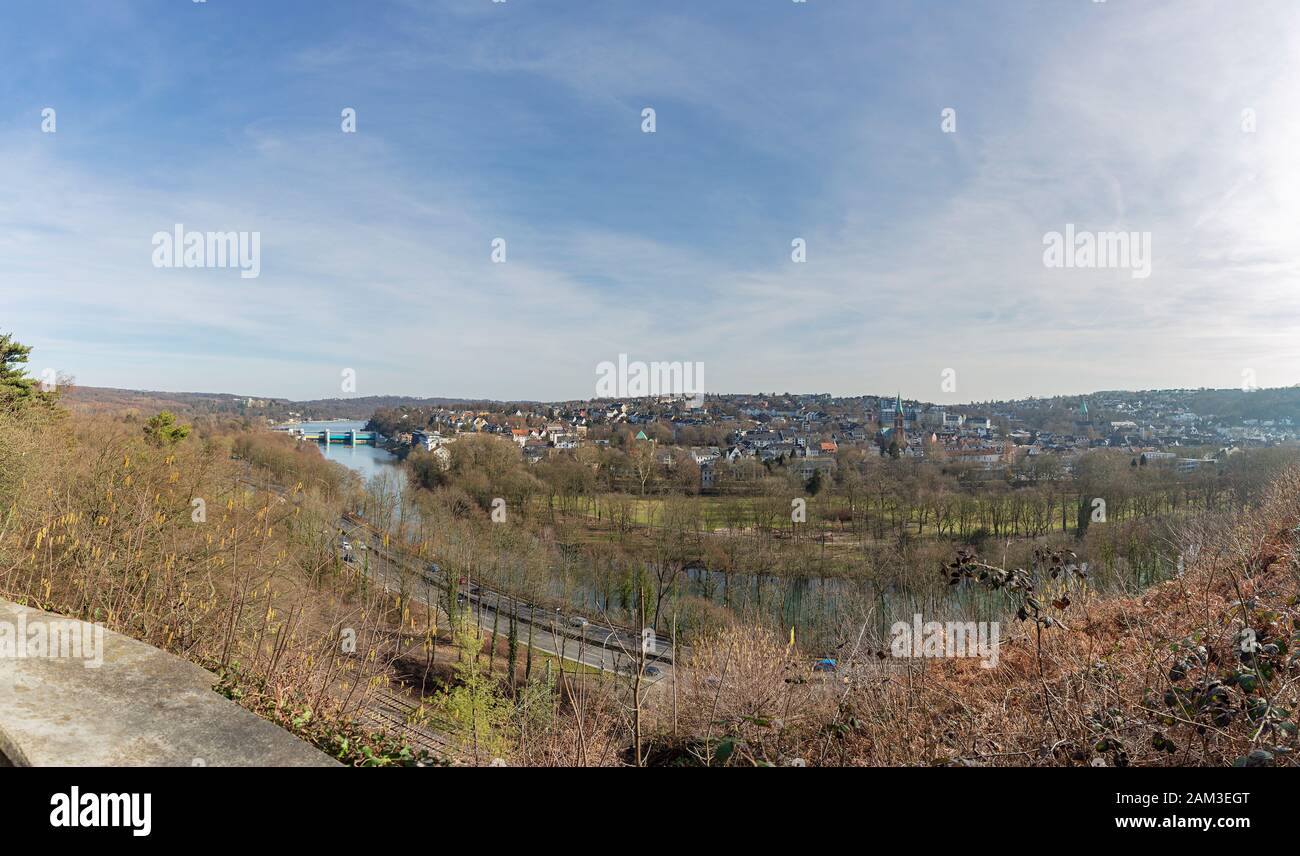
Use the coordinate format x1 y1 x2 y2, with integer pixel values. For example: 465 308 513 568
0 332 44 405
143 411 191 446
806 468 824 496
1076 495 1091 539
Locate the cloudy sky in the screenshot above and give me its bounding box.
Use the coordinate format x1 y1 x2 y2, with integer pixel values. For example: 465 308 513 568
3 0 1299 403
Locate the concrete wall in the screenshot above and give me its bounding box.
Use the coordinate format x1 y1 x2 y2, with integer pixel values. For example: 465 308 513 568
0 599 339 767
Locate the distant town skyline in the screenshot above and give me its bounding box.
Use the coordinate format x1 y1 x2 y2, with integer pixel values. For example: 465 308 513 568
6 1 1300 402
66 381 1300 411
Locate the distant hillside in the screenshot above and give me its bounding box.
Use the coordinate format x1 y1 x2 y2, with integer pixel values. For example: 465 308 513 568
65 383 1300 429
63 387 517 421
1150 387 1300 423
62 387 267 418
984 387 1300 431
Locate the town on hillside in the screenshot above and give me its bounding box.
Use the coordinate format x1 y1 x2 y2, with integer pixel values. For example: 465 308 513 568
335 388 1300 492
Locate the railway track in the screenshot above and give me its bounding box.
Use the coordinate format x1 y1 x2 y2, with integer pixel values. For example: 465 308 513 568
357 691 461 763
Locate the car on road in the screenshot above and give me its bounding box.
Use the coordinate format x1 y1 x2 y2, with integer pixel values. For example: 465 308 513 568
569 616 589 628
643 666 662 678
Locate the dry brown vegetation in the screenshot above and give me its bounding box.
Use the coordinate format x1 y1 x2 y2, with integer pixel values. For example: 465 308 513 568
0 400 439 765
8 377 1300 767
638 467 1300 766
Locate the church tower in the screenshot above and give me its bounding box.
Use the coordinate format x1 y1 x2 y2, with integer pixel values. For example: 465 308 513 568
1074 397 1093 436
893 393 906 444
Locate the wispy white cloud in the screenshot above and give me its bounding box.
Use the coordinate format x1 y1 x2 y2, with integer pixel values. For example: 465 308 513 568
4 0 1300 402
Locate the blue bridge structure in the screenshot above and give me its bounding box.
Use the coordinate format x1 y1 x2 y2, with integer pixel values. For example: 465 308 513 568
277 427 380 445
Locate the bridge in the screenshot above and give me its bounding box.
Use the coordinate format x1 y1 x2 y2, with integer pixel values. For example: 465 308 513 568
278 427 379 445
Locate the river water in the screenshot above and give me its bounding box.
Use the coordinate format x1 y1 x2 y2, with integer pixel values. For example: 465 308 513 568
279 420 406 489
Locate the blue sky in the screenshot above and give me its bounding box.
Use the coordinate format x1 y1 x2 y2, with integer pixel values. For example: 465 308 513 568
3 0 1299 403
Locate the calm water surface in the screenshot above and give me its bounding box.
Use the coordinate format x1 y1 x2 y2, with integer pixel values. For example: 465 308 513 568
280 420 406 488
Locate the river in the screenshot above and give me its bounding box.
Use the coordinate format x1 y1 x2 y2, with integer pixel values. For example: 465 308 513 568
279 420 406 489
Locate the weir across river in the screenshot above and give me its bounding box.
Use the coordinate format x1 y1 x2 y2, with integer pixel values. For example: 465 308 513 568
276 427 379 445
